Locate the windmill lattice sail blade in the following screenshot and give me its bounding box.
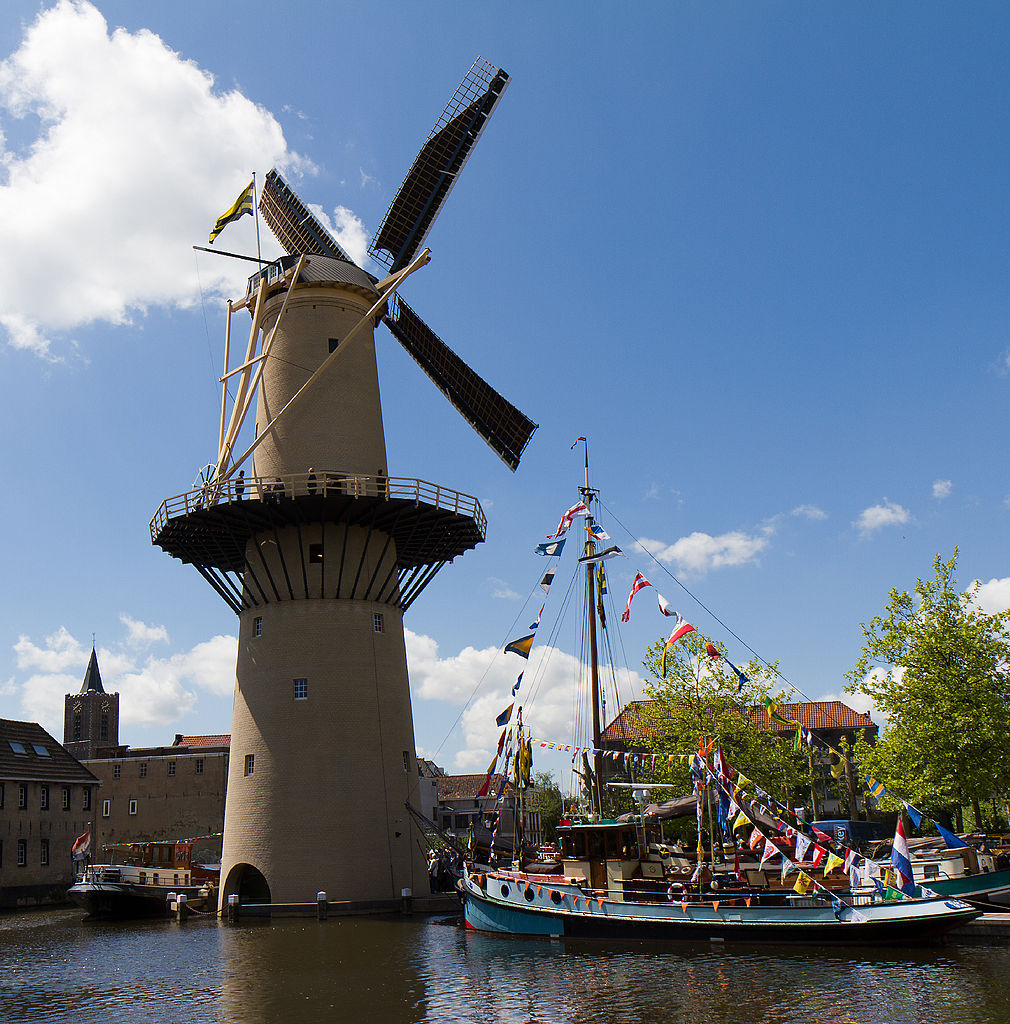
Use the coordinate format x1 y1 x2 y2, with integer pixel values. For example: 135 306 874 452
259 169 356 263
369 58 509 274
383 295 536 472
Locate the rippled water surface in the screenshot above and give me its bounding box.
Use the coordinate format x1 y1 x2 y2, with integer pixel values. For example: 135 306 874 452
0 908 1006 1024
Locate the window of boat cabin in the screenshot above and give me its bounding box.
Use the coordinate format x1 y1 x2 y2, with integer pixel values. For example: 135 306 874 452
923 864 940 879
195 758 204 775
587 831 605 860
40 785 49 811
62 787 70 810
40 838 49 867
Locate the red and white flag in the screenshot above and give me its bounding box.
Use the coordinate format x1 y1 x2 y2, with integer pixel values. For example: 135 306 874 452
759 838 779 869
665 614 695 646
550 502 589 539
656 592 679 617
810 844 826 867
621 572 653 622
72 829 91 861
749 828 764 850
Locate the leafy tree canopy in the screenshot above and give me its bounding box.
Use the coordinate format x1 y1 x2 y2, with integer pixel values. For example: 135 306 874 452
636 630 808 798
530 769 566 842
846 550 1010 818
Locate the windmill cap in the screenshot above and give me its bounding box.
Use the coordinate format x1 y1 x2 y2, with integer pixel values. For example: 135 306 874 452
247 254 379 300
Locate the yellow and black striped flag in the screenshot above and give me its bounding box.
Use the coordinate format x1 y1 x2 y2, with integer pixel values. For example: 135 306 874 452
209 179 254 243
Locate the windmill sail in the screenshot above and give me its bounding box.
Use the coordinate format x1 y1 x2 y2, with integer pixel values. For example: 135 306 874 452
259 170 355 263
369 58 509 274
383 294 536 472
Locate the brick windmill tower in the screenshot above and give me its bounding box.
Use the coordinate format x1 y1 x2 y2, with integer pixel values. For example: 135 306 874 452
151 59 535 909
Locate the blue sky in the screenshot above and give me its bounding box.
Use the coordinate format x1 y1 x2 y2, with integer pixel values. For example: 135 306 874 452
0 1 1007 786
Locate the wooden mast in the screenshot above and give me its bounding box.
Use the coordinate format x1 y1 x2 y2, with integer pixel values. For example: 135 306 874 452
581 441 604 817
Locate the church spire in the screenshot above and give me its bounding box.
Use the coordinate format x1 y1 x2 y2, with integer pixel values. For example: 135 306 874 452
79 646 105 694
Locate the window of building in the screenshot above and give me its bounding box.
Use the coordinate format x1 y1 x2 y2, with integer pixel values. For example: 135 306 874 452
373 613 384 634
17 839 26 867
32 744 50 757
40 785 49 811
139 763 147 779
100 715 109 741
113 764 121 779
253 616 263 637
0 783 4 809
128 799 138 816
309 544 323 564
18 784 27 809
293 678 308 701
40 838 49 867
102 800 111 817
402 750 410 773
244 754 255 776
83 789 91 811
62 787 70 810
9 741 26 755
328 337 339 353
168 761 176 777
195 759 204 775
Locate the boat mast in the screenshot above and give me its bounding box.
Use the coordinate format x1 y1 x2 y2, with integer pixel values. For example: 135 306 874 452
580 441 604 817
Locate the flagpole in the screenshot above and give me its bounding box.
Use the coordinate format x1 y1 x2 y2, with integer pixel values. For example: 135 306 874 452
252 170 262 263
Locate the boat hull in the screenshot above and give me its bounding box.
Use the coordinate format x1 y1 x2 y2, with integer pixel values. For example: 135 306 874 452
461 872 980 945
68 882 208 919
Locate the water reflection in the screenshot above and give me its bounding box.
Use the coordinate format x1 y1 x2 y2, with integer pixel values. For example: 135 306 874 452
0 909 1007 1024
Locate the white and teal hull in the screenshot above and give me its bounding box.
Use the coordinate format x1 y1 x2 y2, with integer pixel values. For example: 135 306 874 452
461 868 979 944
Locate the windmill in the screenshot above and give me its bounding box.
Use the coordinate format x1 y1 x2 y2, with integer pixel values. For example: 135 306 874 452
150 58 535 910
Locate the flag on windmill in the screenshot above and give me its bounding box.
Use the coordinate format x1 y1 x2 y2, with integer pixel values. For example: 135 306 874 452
209 179 255 243
660 613 696 676
621 572 653 622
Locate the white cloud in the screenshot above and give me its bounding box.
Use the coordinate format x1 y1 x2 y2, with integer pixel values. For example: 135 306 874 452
0 1 320 358
487 577 520 600
10 623 236 735
974 577 1010 615
853 499 910 537
932 479 952 500
791 504 827 520
637 529 769 575
405 628 643 772
119 614 169 648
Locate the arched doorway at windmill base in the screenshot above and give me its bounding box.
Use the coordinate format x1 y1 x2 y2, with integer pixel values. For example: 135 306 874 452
223 863 271 904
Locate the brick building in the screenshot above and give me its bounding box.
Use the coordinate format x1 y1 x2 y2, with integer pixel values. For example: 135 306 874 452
0 719 99 907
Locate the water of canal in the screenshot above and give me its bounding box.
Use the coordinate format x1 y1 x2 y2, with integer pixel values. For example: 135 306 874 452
1 907 1006 1024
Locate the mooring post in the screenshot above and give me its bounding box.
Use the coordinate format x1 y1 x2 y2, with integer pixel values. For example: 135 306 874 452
227 893 239 923
316 891 328 920
176 893 188 922
401 887 413 915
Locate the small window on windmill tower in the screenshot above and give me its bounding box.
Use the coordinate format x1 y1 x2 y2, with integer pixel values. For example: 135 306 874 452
328 337 339 353
373 613 384 634
309 544 323 564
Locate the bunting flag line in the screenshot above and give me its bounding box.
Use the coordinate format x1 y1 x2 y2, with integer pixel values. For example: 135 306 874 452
530 604 545 629
660 614 696 676
749 828 764 850
794 833 811 862
539 567 556 594
511 672 524 696
759 838 779 869
209 179 254 243
504 633 535 659
550 502 590 539
866 775 887 799
477 729 508 797
495 703 515 728
824 852 844 875
535 537 566 557
656 592 679 617
621 572 653 622
903 802 923 828
724 657 749 692
934 820 964 850
793 872 813 895
590 525 611 542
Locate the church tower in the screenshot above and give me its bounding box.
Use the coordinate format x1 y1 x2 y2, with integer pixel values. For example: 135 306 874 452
64 647 119 760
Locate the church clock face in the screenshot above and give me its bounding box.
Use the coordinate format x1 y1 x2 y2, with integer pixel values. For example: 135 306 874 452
101 701 110 712
73 701 83 713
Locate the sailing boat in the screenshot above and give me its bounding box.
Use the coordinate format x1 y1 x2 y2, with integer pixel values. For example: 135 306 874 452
460 449 980 943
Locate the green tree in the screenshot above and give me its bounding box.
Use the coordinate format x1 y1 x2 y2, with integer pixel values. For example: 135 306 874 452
529 770 566 842
846 550 1010 831
636 631 809 804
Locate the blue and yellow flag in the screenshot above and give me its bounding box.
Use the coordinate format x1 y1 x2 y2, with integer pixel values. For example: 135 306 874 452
866 776 887 799
209 179 254 243
504 633 534 659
